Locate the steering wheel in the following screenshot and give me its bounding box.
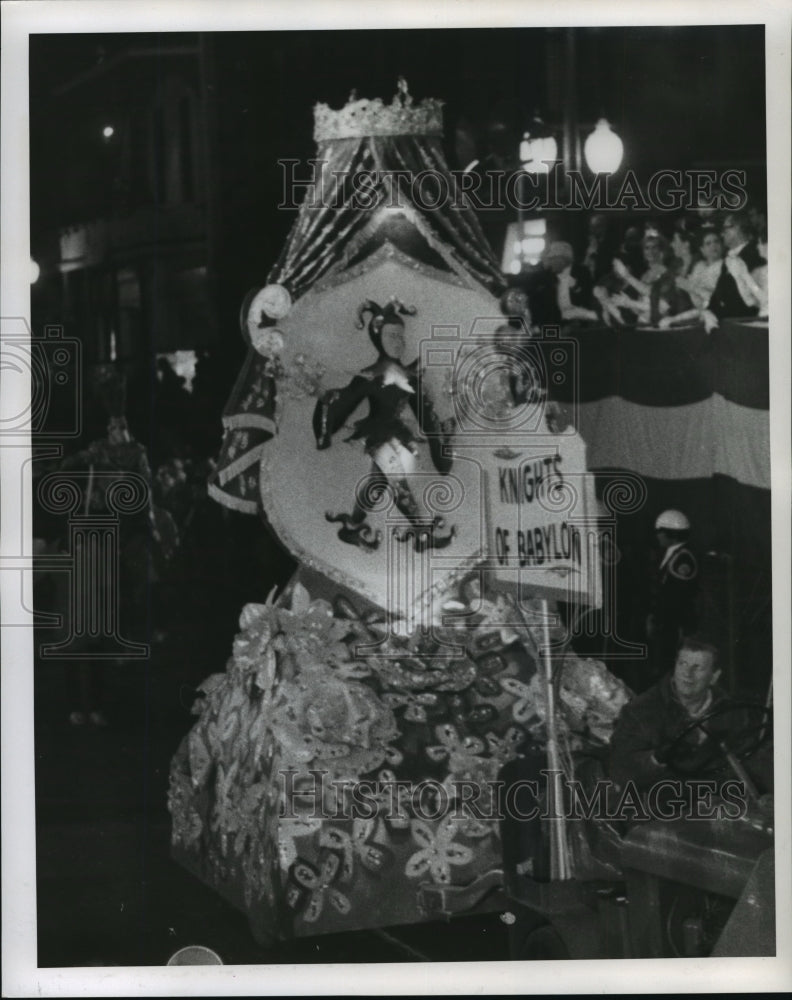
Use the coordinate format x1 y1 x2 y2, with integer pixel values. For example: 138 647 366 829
662 701 772 778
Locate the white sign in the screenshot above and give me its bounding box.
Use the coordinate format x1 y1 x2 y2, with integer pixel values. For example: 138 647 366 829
482 428 601 607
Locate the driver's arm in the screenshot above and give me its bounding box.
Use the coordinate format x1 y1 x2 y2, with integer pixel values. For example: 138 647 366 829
608 699 670 791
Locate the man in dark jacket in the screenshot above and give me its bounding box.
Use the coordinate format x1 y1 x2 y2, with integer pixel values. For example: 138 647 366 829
531 241 599 327
609 637 724 791
609 636 771 800
721 212 763 272
582 213 620 285
708 212 762 321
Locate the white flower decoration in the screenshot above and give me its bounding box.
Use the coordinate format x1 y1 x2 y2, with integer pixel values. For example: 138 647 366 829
405 817 473 885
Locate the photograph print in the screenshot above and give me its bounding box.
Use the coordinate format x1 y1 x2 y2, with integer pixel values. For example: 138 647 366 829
3 2 789 992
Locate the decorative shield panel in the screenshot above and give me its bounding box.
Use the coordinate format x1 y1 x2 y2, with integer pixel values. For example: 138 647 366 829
260 249 503 626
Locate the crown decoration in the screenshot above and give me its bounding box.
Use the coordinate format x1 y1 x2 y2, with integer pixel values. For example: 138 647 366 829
313 77 444 142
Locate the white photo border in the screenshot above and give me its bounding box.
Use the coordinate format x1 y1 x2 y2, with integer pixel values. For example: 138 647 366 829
2 0 790 995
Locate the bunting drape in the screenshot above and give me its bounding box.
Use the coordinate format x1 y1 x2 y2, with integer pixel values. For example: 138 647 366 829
547 318 771 571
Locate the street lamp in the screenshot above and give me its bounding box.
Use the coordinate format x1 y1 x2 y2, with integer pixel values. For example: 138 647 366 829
583 118 623 175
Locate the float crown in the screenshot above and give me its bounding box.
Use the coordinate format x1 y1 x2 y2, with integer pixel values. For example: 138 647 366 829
313 77 444 142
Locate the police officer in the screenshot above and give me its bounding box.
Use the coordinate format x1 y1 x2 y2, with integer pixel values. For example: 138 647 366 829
646 509 699 678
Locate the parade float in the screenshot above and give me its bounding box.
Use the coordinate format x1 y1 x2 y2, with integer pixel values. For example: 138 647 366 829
168 81 630 944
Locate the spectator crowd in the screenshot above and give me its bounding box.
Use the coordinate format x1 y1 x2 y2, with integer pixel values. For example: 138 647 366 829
526 204 768 332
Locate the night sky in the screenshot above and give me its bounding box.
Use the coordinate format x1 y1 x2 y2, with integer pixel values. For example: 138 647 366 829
30 26 767 332
30 24 767 212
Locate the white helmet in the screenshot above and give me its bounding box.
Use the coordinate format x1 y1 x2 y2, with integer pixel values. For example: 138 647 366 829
655 509 690 532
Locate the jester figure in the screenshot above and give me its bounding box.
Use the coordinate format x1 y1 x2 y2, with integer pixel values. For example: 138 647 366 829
313 297 456 552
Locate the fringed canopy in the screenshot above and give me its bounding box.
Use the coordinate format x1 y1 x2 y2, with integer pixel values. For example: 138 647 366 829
211 88 505 514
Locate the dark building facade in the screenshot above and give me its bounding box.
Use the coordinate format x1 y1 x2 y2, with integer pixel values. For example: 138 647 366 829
31 37 216 370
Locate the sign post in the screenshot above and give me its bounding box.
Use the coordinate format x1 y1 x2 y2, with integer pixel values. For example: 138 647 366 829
541 597 569 880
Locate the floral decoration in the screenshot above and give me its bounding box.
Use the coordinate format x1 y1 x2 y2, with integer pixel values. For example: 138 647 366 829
168 572 631 938
285 853 351 923
405 817 474 885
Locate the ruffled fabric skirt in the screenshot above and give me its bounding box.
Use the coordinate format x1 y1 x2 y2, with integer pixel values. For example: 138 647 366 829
168 569 630 940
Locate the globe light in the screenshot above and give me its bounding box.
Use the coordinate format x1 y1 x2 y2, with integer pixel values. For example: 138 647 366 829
583 119 623 175
518 134 532 164
29 258 40 284
102 125 115 139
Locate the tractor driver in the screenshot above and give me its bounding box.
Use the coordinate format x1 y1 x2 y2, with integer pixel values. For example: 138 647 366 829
608 635 772 810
